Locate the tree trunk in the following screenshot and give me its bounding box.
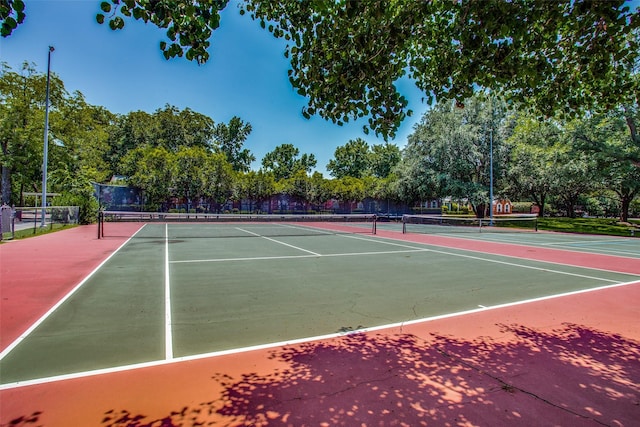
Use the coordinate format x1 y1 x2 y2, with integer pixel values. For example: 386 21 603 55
473 203 486 218
1 164 11 205
620 196 632 222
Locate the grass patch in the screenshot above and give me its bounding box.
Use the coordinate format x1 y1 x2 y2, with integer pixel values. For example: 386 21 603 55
1 224 77 242
537 217 639 237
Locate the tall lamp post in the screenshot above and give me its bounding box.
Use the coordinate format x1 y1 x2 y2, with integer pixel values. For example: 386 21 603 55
489 128 494 226
41 45 54 227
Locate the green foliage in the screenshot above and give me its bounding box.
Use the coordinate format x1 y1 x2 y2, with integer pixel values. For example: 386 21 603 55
236 169 275 212
0 62 68 205
327 138 370 179
537 217 639 238
567 112 640 220
173 146 208 202
242 0 640 138
261 143 316 180
327 139 401 179
369 143 401 178
5 1 638 138
95 0 229 64
122 145 175 208
106 104 215 173
510 202 534 214
506 115 565 216
52 191 99 224
0 0 25 37
202 151 235 209
400 95 507 217
213 116 255 172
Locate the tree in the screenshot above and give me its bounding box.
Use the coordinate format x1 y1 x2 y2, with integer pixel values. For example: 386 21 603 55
369 143 401 178
238 169 275 213
505 116 564 217
568 113 640 221
261 143 316 180
7 1 637 138
172 146 209 210
106 110 156 174
107 105 215 174
0 62 66 205
307 171 331 212
121 145 175 211
154 105 215 152
332 176 364 213
403 96 508 217
49 91 114 186
202 151 234 212
326 138 370 179
279 169 311 211
552 150 598 218
213 116 255 172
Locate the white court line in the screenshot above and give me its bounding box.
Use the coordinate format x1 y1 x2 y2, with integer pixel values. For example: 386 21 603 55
544 245 640 258
278 223 333 234
173 231 633 282
170 249 430 264
173 254 318 263
545 238 636 246
0 224 148 362
341 233 637 281
236 227 321 256
165 224 173 360
2 279 638 391
412 233 640 259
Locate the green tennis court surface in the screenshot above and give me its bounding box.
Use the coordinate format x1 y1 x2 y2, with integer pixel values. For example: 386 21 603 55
1 222 638 386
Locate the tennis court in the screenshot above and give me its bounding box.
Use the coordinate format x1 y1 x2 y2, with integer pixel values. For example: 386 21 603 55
1 216 639 425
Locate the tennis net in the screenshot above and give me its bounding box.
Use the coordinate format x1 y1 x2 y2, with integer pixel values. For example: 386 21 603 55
98 211 377 239
402 214 538 234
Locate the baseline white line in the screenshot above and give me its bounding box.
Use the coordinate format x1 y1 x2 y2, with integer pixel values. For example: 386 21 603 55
0 224 147 362
235 227 321 256
165 223 173 360
2 279 637 391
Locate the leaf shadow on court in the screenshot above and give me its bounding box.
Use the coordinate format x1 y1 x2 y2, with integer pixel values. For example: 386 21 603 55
95 322 639 427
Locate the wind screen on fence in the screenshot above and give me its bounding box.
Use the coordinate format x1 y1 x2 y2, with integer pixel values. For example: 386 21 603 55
98 211 377 239
402 214 538 234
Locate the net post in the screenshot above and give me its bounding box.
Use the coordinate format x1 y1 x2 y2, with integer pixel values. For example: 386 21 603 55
372 214 377 235
402 215 407 234
97 211 103 239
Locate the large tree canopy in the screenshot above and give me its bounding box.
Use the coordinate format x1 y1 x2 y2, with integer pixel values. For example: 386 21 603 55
2 0 638 139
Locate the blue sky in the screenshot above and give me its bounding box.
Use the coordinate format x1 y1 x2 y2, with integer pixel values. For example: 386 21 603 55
0 0 427 174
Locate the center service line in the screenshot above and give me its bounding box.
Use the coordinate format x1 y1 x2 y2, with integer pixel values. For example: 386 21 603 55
235 227 321 256
165 223 173 360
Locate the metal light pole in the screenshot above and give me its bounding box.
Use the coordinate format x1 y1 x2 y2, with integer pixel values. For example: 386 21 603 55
489 128 494 226
41 46 54 227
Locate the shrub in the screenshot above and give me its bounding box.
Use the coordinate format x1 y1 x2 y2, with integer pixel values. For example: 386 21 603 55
52 192 99 225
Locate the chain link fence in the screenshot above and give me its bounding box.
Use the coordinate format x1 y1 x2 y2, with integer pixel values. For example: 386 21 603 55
1 206 80 241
